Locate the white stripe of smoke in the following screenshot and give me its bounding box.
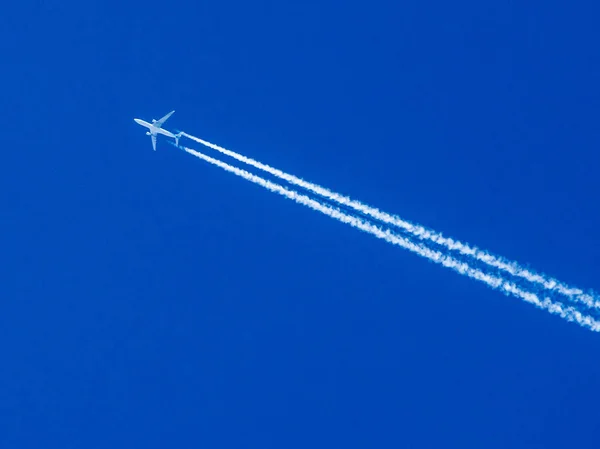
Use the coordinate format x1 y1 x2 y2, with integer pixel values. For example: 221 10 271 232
181 132 599 310
179 144 600 332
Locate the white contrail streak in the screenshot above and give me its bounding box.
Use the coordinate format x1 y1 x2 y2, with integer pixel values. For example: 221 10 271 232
178 144 600 332
181 132 599 310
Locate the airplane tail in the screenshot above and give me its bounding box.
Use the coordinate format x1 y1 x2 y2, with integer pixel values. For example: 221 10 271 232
174 132 183 147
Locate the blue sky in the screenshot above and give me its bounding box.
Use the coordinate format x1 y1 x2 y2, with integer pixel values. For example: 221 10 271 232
1 0 600 447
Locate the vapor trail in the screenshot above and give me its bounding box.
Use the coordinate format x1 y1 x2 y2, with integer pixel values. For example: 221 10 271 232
177 143 600 332
180 132 599 310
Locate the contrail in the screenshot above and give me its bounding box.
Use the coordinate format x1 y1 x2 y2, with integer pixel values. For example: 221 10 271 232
176 143 600 332
180 132 599 310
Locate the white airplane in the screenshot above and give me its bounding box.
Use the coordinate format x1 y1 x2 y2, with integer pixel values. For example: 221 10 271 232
134 110 182 151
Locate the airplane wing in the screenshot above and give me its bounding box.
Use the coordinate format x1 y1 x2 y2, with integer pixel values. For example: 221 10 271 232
151 134 157 151
153 110 175 128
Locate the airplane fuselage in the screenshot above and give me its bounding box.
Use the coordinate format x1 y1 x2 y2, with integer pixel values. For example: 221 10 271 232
134 118 176 138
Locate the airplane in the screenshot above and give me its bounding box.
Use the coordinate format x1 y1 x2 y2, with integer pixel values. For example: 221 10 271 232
134 110 183 151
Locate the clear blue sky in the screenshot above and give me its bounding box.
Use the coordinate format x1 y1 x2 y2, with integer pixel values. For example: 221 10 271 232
2 1 600 447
